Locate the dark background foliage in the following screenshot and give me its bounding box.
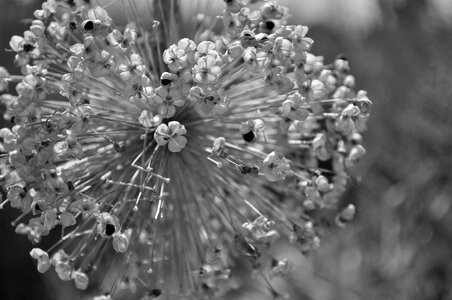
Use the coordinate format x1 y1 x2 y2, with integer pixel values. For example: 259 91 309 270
1 0 451 299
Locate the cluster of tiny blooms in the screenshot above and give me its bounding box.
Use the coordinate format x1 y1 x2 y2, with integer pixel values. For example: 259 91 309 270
0 0 371 299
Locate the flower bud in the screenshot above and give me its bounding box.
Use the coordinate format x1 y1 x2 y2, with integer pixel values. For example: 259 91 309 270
72 270 89 290
113 232 129 253
30 248 51 273
0 67 10 92
335 204 356 227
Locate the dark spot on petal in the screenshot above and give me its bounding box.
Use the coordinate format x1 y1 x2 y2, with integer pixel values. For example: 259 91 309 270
161 78 171 86
242 131 255 143
148 288 162 297
239 165 259 176
83 20 94 31
114 142 126 153
105 223 116 236
23 44 34 52
41 140 51 147
69 21 77 30
67 181 74 191
265 20 275 31
336 53 347 61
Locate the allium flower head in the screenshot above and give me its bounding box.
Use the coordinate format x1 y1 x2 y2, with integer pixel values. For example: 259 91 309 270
0 0 372 299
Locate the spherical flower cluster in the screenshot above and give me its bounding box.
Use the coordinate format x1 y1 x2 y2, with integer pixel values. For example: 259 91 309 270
0 0 371 299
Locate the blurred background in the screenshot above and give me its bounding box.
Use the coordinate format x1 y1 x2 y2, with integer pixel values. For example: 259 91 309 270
1 0 451 299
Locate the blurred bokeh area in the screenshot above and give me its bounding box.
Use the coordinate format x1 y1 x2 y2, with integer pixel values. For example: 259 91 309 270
1 0 451 299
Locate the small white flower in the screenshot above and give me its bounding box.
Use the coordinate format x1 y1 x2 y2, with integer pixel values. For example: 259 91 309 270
269 259 294 279
72 270 89 290
113 232 129 253
139 110 162 128
30 248 51 273
96 212 120 238
262 151 291 182
281 92 309 121
59 211 76 227
154 121 187 152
